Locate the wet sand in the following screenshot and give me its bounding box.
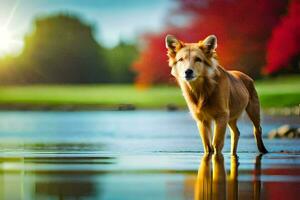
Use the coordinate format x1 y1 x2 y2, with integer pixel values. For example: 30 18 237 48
0 111 299 200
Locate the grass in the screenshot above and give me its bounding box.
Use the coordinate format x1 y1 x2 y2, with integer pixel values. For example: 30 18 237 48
255 75 300 108
0 75 299 109
0 85 185 109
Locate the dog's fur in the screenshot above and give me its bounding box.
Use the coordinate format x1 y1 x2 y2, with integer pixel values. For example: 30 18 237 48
165 34 268 154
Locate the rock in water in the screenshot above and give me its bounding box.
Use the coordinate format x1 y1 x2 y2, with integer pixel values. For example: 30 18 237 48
268 125 299 139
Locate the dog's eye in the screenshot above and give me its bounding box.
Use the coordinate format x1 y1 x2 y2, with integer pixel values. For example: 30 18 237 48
178 57 184 62
195 57 202 62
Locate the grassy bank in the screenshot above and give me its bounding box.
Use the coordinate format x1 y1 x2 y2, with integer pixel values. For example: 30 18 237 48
0 75 299 110
255 75 300 108
0 85 184 109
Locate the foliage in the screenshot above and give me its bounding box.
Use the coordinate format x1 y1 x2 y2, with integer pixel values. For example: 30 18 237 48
0 55 20 84
104 42 138 83
133 0 287 86
20 14 108 83
133 33 173 87
264 0 300 74
0 14 138 84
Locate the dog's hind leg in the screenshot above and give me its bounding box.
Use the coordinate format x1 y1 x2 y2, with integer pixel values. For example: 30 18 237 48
246 87 268 153
197 120 212 154
228 119 240 155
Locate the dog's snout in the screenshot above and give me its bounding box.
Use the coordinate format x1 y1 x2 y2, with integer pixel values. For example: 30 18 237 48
185 69 193 77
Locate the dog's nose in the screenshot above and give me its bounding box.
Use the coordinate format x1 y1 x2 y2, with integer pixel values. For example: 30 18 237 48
185 69 193 77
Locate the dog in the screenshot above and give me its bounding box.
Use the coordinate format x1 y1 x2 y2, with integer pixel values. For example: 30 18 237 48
165 34 268 154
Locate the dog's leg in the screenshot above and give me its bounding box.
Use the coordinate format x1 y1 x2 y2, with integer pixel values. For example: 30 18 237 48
246 106 268 153
197 120 212 153
228 119 240 155
246 89 268 153
212 115 228 154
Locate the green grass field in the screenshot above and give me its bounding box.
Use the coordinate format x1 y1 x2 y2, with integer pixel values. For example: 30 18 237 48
255 75 300 108
0 75 299 109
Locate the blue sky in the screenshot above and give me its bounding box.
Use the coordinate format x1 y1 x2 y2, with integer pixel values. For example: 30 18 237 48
0 0 177 54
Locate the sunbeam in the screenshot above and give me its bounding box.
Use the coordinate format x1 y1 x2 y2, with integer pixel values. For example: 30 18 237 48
4 0 20 29
0 0 22 56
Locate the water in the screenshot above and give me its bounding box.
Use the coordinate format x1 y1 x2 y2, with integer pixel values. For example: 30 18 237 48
0 111 299 200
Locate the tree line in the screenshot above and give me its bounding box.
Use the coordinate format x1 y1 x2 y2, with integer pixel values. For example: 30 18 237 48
133 0 300 86
0 14 138 84
1 1 299 86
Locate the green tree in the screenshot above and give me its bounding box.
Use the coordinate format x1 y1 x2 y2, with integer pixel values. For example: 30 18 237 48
104 42 138 83
0 55 21 84
20 14 109 83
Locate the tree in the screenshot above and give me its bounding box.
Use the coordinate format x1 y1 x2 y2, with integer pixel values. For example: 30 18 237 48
133 0 287 86
104 41 138 83
264 0 300 74
0 55 23 84
20 14 109 83
133 33 172 87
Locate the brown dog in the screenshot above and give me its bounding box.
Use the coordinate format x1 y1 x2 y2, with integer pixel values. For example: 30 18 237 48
165 34 268 154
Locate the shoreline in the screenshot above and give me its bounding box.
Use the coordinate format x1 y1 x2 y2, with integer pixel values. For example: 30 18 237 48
0 103 298 115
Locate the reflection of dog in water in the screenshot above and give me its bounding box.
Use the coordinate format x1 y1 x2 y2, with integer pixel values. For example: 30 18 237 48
194 154 262 200
195 154 237 200
165 35 268 154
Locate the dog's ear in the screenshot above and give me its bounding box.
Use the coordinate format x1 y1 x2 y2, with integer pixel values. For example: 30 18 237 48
165 35 183 53
200 35 217 55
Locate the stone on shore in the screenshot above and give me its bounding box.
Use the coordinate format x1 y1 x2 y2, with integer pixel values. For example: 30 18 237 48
268 125 300 139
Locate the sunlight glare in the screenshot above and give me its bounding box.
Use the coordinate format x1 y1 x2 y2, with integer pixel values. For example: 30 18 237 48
0 27 22 56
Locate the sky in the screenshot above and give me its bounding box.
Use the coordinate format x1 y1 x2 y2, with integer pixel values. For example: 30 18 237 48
0 0 177 56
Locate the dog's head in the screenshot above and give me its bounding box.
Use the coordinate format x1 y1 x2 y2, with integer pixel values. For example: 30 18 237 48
165 35 219 82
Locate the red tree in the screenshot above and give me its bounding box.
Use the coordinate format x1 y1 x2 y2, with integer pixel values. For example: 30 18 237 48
264 0 300 74
132 33 171 87
133 0 287 86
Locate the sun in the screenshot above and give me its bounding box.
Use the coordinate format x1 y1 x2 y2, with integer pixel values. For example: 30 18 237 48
0 27 23 56
0 28 14 51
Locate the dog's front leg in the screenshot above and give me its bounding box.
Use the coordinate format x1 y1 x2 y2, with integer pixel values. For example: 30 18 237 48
212 114 229 154
197 120 212 154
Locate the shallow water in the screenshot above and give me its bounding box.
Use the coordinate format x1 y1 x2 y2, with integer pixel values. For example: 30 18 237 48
0 111 299 200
